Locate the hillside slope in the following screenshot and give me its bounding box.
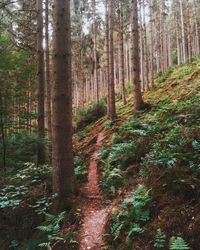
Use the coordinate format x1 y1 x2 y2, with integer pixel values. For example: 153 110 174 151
76 57 200 249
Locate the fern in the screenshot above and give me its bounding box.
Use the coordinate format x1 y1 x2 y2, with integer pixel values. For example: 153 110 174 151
104 168 124 195
127 223 144 238
110 185 151 242
169 237 190 250
108 142 136 166
36 212 67 248
154 228 166 248
111 221 125 240
192 140 200 152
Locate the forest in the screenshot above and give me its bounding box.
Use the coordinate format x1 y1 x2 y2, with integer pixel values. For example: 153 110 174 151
0 0 200 249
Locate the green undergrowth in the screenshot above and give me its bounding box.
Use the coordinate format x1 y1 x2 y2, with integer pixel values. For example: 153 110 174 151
74 98 107 131
0 154 84 249
0 133 49 168
100 57 200 249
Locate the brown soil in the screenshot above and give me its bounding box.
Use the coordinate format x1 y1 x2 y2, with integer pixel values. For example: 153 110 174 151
79 132 111 250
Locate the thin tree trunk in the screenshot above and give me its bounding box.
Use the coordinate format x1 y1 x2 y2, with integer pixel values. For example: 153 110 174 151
0 92 6 168
149 0 154 87
118 0 126 104
37 0 45 165
142 0 150 90
180 0 186 62
106 0 110 116
45 0 52 141
108 0 117 121
93 0 99 105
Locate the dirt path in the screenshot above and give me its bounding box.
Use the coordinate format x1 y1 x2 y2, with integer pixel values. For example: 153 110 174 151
79 132 111 250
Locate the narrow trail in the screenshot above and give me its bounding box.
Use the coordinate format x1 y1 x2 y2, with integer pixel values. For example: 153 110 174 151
79 132 111 250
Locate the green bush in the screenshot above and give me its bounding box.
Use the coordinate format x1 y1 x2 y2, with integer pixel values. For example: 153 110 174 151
75 99 107 130
0 133 48 168
36 212 69 248
172 49 178 65
110 185 151 242
100 168 124 195
99 142 142 195
0 163 52 212
74 156 87 182
156 67 174 83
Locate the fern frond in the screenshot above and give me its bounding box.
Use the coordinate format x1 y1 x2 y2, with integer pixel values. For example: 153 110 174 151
154 228 166 248
169 236 190 250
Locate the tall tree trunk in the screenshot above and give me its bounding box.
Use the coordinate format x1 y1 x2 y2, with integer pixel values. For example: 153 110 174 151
118 0 126 104
142 0 150 90
37 0 45 165
108 0 117 121
192 0 200 54
45 0 52 141
175 2 181 65
186 0 192 63
131 0 144 110
180 0 186 62
0 91 6 168
78 46 84 109
139 1 145 91
105 0 110 116
149 0 154 87
93 0 99 105
52 0 75 197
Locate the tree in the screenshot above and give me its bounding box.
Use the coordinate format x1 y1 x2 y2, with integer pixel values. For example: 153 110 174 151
51 0 75 197
131 0 144 110
118 0 126 104
45 0 52 141
92 0 99 105
36 0 45 165
108 0 117 121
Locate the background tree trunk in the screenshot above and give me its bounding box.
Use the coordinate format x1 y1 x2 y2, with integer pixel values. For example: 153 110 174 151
45 0 52 142
131 0 144 110
108 0 117 121
118 0 126 105
37 0 45 165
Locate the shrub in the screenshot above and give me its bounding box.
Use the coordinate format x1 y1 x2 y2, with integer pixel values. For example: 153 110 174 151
75 99 107 130
74 156 87 182
100 168 124 195
110 185 151 242
36 212 77 249
0 133 48 168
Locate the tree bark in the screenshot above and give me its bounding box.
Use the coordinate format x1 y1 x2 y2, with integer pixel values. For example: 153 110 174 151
131 0 144 110
36 0 46 165
107 0 117 121
45 0 52 141
118 0 126 104
52 0 75 196
92 0 99 105
108 0 117 121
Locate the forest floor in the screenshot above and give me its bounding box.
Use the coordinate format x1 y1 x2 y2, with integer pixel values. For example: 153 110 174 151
78 132 139 250
75 56 200 249
79 132 110 249
1 57 200 249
